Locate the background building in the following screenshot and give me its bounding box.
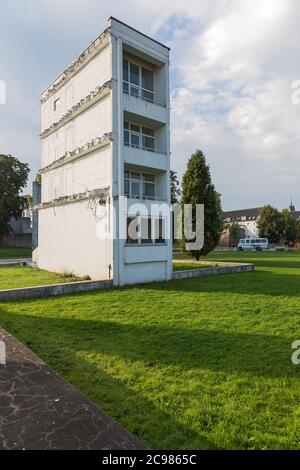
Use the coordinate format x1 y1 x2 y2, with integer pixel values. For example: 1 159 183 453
33 17 172 285
220 207 263 247
1 195 32 249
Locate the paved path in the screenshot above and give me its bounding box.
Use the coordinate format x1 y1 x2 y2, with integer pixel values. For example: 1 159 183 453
0 329 146 450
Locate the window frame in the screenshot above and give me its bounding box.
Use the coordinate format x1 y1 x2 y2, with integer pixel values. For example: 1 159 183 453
124 170 156 201
126 216 167 246
123 57 155 103
124 121 155 153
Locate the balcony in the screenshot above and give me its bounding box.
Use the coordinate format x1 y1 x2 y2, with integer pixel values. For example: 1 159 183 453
123 120 168 171
124 170 167 203
123 83 167 125
124 145 167 172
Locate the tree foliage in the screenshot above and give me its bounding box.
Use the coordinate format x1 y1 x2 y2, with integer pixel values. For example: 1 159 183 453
229 222 243 246
281 209 298 246
170 170 181 204
181 150 223 259
0 154 30 237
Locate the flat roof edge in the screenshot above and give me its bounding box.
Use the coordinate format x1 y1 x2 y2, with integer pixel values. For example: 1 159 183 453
109 16 170 51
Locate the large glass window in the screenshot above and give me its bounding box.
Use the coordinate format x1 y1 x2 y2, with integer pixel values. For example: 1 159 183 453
123 58 154 102
155 218 166 244
124 121 155 152
142 174 155 199
124 171 156 200
126 217 166 245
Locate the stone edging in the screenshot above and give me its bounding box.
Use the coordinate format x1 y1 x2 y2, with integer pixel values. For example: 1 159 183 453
172 263 255 280
0 279 113 302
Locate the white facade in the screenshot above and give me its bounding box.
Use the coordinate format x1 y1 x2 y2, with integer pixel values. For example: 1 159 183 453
34 17 172 286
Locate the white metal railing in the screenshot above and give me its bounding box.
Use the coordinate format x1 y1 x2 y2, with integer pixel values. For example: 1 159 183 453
124 193 166 202
123 81 154 103
124 141 155 153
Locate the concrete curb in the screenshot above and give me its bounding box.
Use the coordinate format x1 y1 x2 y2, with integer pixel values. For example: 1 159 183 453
172 263 255 280
0 258 32 267
0 279 113 302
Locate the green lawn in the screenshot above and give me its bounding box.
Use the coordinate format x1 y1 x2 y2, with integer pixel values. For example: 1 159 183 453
0 266 82 290
0 251 300 449
0 247 32 259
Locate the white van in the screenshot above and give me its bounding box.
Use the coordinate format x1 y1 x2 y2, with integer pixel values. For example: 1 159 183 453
238 238 269 251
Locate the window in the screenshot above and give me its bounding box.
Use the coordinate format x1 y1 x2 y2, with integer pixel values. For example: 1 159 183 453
53 98 61 112
142 174 155 199
126 216 166 245
124 121 155 152
141 218 152 244
123 58 154 102
155 218 166 244
124 171 156 200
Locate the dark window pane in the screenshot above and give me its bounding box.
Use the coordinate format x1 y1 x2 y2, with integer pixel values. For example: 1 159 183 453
142 127 154 137
130 63 139 86
124 179 130 195
155 219 166 243
124 121 129 129
130 85 139 98
130 124 140 133
143 182 155 199
124 130 129 146
141 89 154 102
142 136 155 151
131 134 140 148
143 174 155 183
142 68 154 91
131 181 140 197
123 59 129 82
141 218 152 244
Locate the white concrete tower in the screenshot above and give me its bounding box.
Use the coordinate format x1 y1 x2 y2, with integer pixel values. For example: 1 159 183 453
34 17 172 286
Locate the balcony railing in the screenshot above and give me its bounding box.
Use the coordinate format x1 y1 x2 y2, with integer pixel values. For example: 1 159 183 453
124 193 166 202
123 81 154 103
124 141 155 153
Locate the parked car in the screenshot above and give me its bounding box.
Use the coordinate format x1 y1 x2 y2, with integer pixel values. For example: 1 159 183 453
238 238 269 251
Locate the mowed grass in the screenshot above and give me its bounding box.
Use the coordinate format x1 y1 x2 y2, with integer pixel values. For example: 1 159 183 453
1 251 300 449
0 247 32 259
0 266 82 290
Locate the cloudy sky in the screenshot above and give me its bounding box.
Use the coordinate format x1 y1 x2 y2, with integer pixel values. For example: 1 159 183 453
0 0 299 210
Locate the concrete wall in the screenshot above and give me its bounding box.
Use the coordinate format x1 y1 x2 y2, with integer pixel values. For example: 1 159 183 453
42 94 112 168
42 44 112 132
35 199 111 280
42 145 112 202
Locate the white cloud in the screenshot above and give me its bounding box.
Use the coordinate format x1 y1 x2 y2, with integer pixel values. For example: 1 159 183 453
1 0 300 209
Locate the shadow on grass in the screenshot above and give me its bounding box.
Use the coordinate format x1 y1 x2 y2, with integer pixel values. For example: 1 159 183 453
145 270 300 298
0 309 297 380
0 315 219 450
